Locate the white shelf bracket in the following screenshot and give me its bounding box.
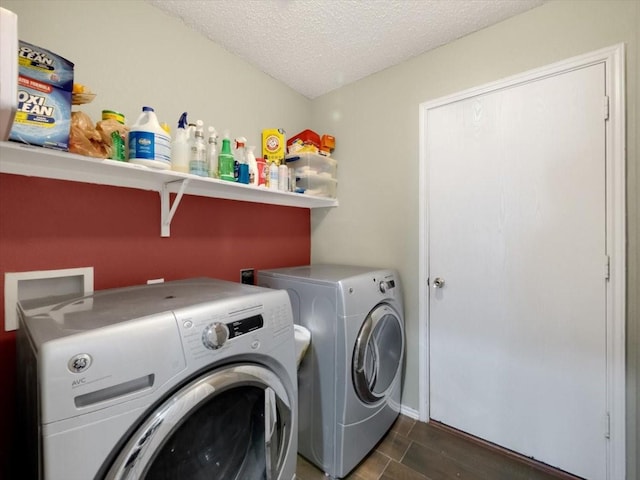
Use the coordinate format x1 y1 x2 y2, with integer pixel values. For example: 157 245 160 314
161 179 190 237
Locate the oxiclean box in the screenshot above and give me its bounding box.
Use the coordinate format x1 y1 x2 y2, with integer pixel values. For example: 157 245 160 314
9 40 74 150
9 74 72 150
17 40 74 91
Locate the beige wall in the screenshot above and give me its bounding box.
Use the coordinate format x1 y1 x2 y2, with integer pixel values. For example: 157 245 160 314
2 0 311 150
309 0 639 476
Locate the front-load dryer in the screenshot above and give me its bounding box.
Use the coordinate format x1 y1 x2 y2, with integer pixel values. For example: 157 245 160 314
258 265 405 479
16 277 297 480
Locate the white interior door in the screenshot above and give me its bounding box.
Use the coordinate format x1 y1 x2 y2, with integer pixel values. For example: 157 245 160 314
427 63 607 479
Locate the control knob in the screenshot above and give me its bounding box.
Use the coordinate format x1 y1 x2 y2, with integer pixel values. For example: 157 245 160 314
202 322 229 350
379 279 395 293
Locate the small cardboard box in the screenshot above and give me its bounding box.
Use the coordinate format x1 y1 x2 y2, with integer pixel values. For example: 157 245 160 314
9 74 72 150
262 128 286 164
17 40 74 92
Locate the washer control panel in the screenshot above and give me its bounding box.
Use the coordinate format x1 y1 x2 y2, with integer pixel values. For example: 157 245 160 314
176 303 280 361
176 290 292 364
201 315 263 350
202 322 229 350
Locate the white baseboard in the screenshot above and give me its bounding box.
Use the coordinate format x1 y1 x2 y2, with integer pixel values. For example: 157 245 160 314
399 404 420 420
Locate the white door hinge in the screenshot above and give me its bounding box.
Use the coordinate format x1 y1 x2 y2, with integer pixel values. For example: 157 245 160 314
604 412 610 439
605 255 611 281
603 96 610 121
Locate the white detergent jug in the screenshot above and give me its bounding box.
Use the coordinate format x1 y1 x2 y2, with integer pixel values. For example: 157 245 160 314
128 106 171 169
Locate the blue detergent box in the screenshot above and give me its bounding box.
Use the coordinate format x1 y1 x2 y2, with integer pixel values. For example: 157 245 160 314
9 40 74 151
16 40 74 91
9 75 72 150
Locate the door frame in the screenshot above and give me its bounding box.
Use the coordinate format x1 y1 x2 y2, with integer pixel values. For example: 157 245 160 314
417 44 626 479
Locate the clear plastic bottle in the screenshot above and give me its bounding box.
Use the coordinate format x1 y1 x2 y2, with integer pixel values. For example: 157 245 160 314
207 127 218 178
128 106 171 169
189 120 207 177
187 123 196 159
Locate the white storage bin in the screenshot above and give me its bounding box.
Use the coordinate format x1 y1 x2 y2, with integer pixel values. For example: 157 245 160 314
293 174 337 198
286 152 337 198
285 153 337 180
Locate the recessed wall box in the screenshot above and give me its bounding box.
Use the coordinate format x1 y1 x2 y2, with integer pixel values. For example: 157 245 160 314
4 267 93 331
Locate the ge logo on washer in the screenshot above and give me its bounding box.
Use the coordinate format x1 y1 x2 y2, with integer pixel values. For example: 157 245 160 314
68 353 92 373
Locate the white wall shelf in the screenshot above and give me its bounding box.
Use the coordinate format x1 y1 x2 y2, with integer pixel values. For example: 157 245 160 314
0 141 338 236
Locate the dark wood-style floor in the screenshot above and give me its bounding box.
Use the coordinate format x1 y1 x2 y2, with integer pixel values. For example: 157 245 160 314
295 415 581 480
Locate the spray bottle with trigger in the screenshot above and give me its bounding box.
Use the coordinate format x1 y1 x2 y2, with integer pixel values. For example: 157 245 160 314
234 136 248 184
207 127 218 178
246 145 258 186
171 112 190 173
218 130 235 182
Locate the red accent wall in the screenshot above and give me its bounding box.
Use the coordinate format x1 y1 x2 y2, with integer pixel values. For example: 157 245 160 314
0 172 311 476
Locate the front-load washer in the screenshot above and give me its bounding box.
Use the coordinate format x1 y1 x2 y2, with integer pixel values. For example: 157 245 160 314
258 264 405 479
16 277 297 480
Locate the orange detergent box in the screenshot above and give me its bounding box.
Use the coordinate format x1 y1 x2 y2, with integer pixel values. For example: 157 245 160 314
262 128 285 164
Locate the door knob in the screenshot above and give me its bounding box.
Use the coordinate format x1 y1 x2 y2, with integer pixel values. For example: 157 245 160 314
433 277 445 289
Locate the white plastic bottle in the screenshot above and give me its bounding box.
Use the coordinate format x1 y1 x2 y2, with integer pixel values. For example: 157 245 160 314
246 145 258 186
189 120 207 177
170 112 189 173
268 160 279 190
278 164 289 191
128 106 171 169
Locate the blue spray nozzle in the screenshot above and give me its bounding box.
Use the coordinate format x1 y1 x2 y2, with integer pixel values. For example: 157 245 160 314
178 112 188 129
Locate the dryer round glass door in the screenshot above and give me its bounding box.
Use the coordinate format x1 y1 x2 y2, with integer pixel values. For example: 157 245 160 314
352 303 404 404
102 364 293 480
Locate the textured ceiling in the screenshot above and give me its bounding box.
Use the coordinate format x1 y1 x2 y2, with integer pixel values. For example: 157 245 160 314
148 0 546 99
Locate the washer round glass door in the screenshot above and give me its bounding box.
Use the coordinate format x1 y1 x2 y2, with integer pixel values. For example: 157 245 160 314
352 303 404 404
104 364 293 480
